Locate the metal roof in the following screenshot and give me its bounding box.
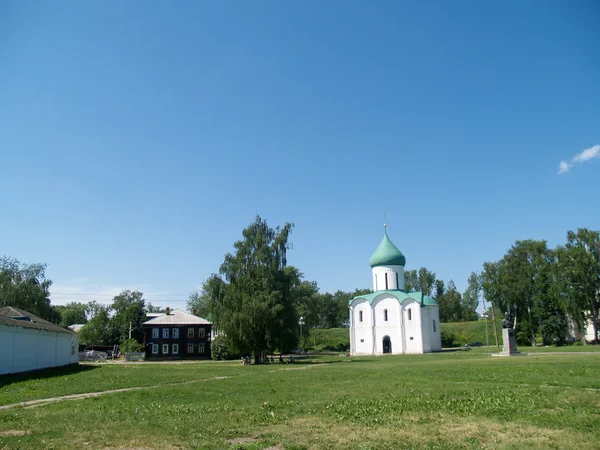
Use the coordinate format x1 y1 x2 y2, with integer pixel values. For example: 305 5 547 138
0 306 75 334
142 309 212 326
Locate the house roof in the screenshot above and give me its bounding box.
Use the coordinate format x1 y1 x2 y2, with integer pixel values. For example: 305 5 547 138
142 309 211 326
349 290 437 307
0 306 75 334
369 229 406 267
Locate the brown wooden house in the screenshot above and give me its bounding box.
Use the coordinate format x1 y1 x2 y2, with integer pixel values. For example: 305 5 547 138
141 308 212 359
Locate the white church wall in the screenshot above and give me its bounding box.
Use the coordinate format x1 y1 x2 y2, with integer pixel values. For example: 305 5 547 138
429 306 442 351
352 300 374 354
372 266 405 291
373 296 403 354
403 299 423 353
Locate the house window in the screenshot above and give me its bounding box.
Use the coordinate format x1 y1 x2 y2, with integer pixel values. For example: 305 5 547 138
162 344 169 354
408 309 412 321
188 328 194 338
359 311 363 322
187 343 194 354
172 344 179 354
198 344 205 353
162 328 169 339
198 328 205 338
385 273 388 290
152 328 159 339
152 344 158 354
433 320 436 332
384 309 388 321
173 328 179 339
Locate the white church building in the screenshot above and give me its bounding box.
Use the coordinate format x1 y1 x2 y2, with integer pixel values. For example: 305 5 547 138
349 228 442 355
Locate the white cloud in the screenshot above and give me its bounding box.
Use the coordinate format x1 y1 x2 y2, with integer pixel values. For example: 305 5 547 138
573 144 600 163
558 144 599 175
558 160 571 175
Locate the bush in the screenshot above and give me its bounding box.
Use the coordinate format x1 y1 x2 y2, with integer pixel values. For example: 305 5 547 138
441 330 457 348
211 335 237 361
120 338 143 353
336 342 350 352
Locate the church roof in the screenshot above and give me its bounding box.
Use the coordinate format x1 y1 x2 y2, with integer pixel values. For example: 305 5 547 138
349 290 437 307
369 229 406 267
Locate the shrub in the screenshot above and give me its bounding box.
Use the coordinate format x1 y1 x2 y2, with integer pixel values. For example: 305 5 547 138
211 335 237 360
440 330 457 348
120 338 143 353
336 342 350 352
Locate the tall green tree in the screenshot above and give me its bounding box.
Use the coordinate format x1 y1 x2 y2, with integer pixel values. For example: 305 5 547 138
57 302 88 327
0 256 55 322
462 272 481 321
404 269 418 292
557 228 600 343
187 274 227 319
212 216 296 361
437 280 463 322
110 290 147 344
79 304 112 347
417 267 436 296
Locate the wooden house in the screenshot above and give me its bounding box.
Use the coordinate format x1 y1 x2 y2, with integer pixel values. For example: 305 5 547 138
141 308 212 359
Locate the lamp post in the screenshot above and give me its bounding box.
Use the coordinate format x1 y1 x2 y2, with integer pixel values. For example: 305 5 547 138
483 312 490 355
299 317 305 354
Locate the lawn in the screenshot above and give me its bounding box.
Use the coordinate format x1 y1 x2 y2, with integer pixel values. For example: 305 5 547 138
1 353 599 449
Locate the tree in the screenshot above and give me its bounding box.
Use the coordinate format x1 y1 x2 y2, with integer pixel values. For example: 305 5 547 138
462 272 481 321
146 303 162 313
417 267 436 296
437 280 462 322
187 274 227 318
109 290 147 344
57 302 88 327
211 216 297 362
79 304 112 347
0 256 55 322
557 228 600 343
404 269 418 292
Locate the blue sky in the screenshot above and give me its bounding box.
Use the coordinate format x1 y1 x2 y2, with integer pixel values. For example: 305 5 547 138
1 1 598 310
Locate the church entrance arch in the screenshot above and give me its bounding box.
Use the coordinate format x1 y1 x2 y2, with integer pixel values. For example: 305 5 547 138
383 336 392 354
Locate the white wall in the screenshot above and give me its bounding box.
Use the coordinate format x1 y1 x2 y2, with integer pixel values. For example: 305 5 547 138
372 265 405 291
350 299 374 355
373 296 402 354
402 299 423 353
0 325 78 375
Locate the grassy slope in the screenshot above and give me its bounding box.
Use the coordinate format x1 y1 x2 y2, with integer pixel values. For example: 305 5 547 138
1 354 599 449
441 319 503 346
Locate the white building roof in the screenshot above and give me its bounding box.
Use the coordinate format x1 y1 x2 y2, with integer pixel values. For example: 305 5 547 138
142 309 211 326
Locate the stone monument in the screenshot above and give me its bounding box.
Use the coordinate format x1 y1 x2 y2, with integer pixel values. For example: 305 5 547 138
499 312 520 356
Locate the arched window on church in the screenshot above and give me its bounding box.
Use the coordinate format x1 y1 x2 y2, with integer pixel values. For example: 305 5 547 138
359 310 363 322
396 272 399 289
408 309 412 321
384 309 388 321
374 274 378 290
385 273 388 290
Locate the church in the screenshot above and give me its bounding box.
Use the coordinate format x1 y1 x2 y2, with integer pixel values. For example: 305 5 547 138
349 227 442 355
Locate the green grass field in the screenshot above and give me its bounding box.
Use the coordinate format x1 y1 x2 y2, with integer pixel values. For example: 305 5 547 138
1 352 599 449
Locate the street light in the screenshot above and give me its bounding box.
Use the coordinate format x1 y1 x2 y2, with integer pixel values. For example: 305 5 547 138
299 317 305 354
483 312 490 355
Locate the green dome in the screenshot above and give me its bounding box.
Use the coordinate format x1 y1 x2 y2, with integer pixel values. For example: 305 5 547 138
369 230 406 267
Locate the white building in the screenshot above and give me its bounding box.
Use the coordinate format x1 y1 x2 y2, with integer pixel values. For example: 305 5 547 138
349 228 442 355
0 307 78 375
